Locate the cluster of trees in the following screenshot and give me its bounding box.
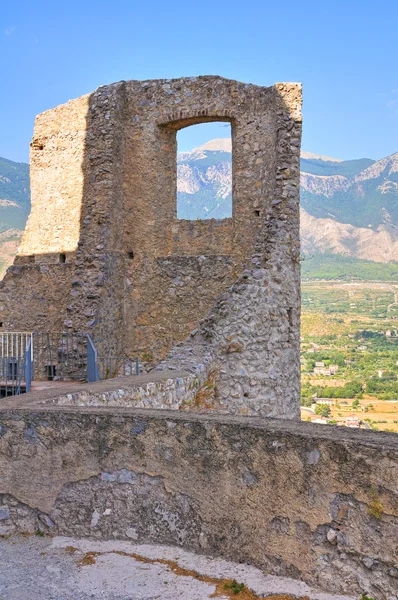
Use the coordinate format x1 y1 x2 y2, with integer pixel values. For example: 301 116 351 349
304 351 345 372
301 375 398 403
313 380 362 399
355 330 382 339
300 380 363 406
366 378 398 400
314 404 331 418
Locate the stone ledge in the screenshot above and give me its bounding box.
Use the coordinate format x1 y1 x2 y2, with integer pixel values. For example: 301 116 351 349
1 401 398 449
0 370 199 410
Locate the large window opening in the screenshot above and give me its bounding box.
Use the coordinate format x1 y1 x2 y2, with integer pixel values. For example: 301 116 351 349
177 122 232 220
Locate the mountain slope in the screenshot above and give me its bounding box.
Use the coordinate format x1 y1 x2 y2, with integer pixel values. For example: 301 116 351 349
300 152 398 230
177 139 232 219
300 208 398 263
0 229 23 277
177 142 398 264
0 157 30 231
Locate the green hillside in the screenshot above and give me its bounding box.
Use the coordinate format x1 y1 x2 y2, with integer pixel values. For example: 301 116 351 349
0 157 30 232
302 253 398 282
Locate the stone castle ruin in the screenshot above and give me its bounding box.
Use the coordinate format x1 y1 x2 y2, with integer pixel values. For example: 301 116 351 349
0 78 397 599
0 76 302 418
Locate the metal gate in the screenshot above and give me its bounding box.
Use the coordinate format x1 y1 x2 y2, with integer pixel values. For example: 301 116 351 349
0 333 32 396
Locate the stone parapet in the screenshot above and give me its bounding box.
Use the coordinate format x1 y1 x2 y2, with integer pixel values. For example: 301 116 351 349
0 404 397 598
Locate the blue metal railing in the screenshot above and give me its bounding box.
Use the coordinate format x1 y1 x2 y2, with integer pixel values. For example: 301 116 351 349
0 331 140 391
25 338 32 392
0 356 26 396
87 334 100 383
87 336 139 382
32 332 89 381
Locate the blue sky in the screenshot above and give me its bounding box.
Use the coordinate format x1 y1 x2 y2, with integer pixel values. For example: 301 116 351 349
1 0 397 163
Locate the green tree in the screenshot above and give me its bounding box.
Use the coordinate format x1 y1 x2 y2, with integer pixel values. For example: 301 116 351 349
315 404 331 418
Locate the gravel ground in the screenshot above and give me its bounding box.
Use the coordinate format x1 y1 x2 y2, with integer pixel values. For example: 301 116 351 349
0 535 355 600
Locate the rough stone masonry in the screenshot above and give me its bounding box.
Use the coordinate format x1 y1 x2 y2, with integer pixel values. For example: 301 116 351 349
0 407 397 599
0 76 302 419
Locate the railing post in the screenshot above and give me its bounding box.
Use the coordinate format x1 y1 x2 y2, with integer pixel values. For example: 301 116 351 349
25 338 32 393
87 334 100 382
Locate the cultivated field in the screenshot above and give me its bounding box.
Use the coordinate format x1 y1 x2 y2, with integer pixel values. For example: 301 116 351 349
301 280 398 432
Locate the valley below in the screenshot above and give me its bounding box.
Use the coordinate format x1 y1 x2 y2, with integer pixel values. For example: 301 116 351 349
301 280 398 432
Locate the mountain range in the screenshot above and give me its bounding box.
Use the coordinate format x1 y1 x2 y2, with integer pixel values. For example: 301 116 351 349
177 140 398 265
300 151 398 263
0 141 397 278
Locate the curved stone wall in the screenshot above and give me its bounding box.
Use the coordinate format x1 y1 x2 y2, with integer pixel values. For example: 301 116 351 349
0 405 397 598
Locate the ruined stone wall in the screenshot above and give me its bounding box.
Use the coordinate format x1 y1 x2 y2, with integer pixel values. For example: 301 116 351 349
65 83 127 356
0 76 302 417
22 95 90 256
0 263 73 332
155 82 302 418
121 78 284 363
0 406 397 599
0 96 90 333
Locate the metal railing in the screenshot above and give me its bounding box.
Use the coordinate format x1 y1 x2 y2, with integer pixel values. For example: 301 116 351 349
0 356 26 396
0 331 140 390
0 332 33 360
32 332 89 381
87 335 99 383
25 338 32 393
96 356 140 381
0 336 32 397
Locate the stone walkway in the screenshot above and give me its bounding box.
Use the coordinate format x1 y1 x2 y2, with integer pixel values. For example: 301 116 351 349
0 535 355 600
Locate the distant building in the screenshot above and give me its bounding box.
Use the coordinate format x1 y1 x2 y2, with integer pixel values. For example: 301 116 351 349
386 330 392 338
314 367 324 375
313 418 329 425
313 366 338 376
378 369 386 378
346 416 361 428
315 361 325 367
316 399 334 407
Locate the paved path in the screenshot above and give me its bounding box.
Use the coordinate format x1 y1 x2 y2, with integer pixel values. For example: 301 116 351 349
0 535 355 600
